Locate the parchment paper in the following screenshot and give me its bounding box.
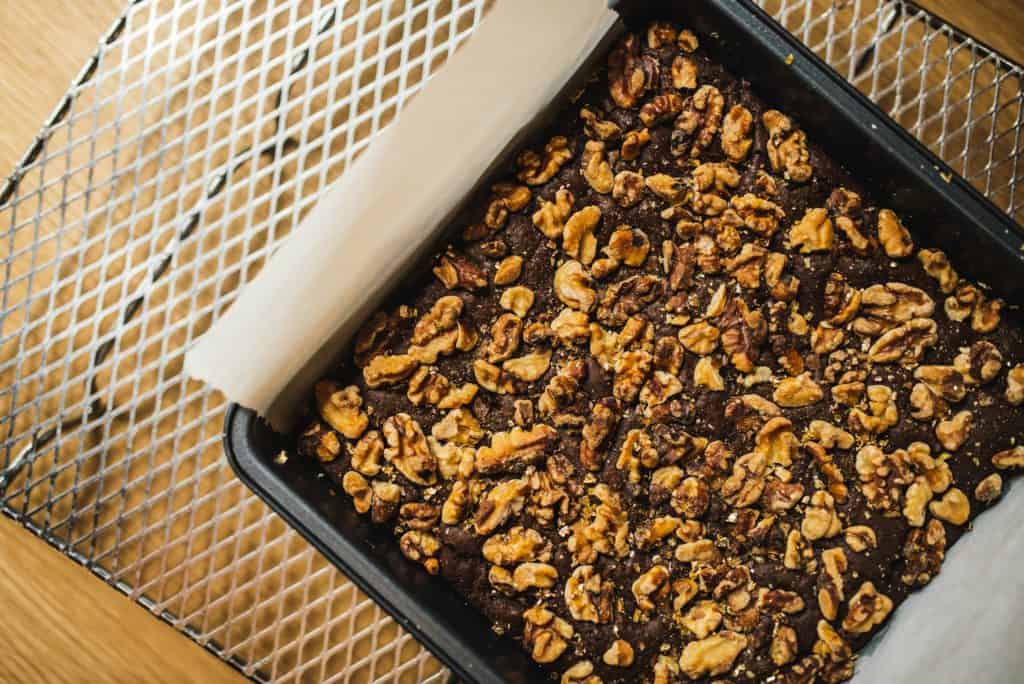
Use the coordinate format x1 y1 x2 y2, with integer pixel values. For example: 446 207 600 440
186 2 1023 681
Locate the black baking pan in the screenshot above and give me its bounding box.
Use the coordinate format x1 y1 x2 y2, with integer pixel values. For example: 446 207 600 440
222 1 1024 682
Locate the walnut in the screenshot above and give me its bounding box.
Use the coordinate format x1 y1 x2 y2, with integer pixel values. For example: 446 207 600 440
693 357 725 391
784 530 816 572
645 173 688 204
399 502 439 531
476 424 557 474
954 340 1002 385
936 410 972 451
679 600 722 641
675 27 699 50
876 209 913 258
914 365 967 402
813 621 855 682
579 107 622 141
352 311 395 367
805 441 848 503
499 285 535 318
611 429 655 483
314 381 369 440
771 625 799 667
848 385 898 435
842 582 893 634
554 260 597 312
724 242 767 289
917 248 959 293
612 170 644 208
802 491 842 541
580 141 614 195
410 295 463 363
789 207 834 253
774 373 824 408
730 193 785 237
548 308 589 345
672 55 698 89
843 525 877 553
342 471 373 514
634 516 682 549
580 398 619 471
504 350 552 382
363 353 418 388
679 320 720 355
640 91 685 127
662 240 695 292
493 562 559 593
995 446 1024 470
301 422 341 463
818 548 847 621
822 272 861 326
538 359 585 418
523 605 573 664
602 639 635 667
482 526 549 566
902 518 946 586
517 136 572 185
971 294 1002 333
561 661 600 684
473 359 515 394
368 481 401 524
721 452 767 508
349 430 384 476
566 565 613 623
380 414 438 487
975 473 1003 504
479 240 509 258
678 631 748 679
533 188 575 239
691 162 740 216
441 480 470 524
763 109 812 182
672 85 725 159
1007 365 1024 405
929 487 970 525
765 252 800 301
909 382 939 421
465 183 532 240
398 531 441 574
671 476 711 518
486 313 523 363
632 564 670 612
596 274 663 326
605 227 650 266
469 477 530 537
852 282 934 336
764 479 805 512
717 104 755 162
805 420 854 450
493 256 523 286
620 127 651 160
408 367 454 407
867 318 937 364
608 33 659 109
431 408 484 446
856 442 948 516
434 251 488 291
755 417 799 466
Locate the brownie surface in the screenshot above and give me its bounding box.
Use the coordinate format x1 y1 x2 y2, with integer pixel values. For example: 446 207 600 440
295 21 1024 684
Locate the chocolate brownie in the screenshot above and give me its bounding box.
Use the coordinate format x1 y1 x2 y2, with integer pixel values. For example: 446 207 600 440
295 20 1024 684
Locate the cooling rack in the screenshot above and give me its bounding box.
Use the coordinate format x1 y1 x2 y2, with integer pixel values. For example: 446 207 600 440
1 0 1021 681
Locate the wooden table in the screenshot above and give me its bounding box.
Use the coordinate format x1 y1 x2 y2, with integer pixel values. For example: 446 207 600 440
0 1 1020 682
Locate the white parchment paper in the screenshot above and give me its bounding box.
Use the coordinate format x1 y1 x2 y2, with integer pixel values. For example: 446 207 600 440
186 2 1023 681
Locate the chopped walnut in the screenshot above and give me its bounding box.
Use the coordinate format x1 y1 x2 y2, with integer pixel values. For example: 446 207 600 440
568 484 630 562
672 55 698 89
789 208 834 253
566 565 613 623
848 385 898 435
314 381 369 440
500 286 535 318
632 564 670 612
1007 365 1024 405
579 398 620 471
441 480 470 525
902 518 946 586
646 173 688 204
954 340 1002 385
918 248 959 293
620 127 651 160
844 525 877 553
581 142 614 195
731 194 785 237
612 170 644 208
975 473 1003 504
486 313 523 363
640 91 685 127
473 477 528 535
605 226 651 267
523 605 573 664
763 109 812 182
475 424 556 475
774 373 824 408
302 423 340 463
693 356 725 391
841 581 893 634
721 452 767 508
561 661 600 684
342 471 373 514
399 531 441 574
867 318 937 365
929 487 970 525
608 33 658 109
491 562 559 593
517 136 573 186
682 600 724 640
818 547 848 621
784 529 816 572
721 104 754 162
972 295 1002 333
679 320 720 355
802 491 842 541
494 255 523 286
672 85 725 159
533 188 575 240
431 408 484 446
363 353 418 388
876 209 913 258
580 107 622 141
554 260 597 312
691 161 740 216
914 365 966 403
755 417 800 466
678 631 748 679
603 639 635 667
935 410 972 451
350 431 384 476
382 414 437 486
852 282 934 336
410 295 464 363
771 625 799 667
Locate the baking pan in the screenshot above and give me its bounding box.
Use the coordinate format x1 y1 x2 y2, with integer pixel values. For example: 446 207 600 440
222 1 1024 682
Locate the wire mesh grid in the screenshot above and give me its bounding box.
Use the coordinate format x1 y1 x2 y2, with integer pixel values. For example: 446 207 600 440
0 0 1020 681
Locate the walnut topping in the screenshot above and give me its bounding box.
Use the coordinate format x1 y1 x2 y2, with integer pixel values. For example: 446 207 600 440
844 525 877 553
487 313 523 363
673 85 726 159
763 109 812 182
813 620 855 682
805 420 854 450
561 661 600 684
342 471 373 514
755 417 799 466
842 582 893 634
784 530 816 572
399 502 439 531
867 318 937 365
774 373 824 408
876 209 914 258
431 408 484 446
500 286 536 318
672 476 711 518
399 531 441 574
581 142 614 195
554 260 597 312
566 565 613 623
620 127 651 160
465 183 532 241
691 162 741 215
640 91 685 127
682 600 723 640
771 625 799 667
610 171 643 210
802 491 842 541
789 208 834 253
994 446 1024 469
972 295 1002 333
605 227 651 267
1007 365 1024 405
672 55 698 89
473 477 528 535
929 487 970 525
936 410 972 451
902 518 946 586
523 605 573 664
314 381 369 440
533 188 575 240
580 107 622 142
818 548 848 621
608 33 658 109
363 353 418 388
720 104 754 162
580 398 619 471
632 564 670 612
914 365 967 403
678 631 748 679
953 340 1002 385
518 136 572 186
721 452 767 508
491 562 559 593
646 173 688 204
568 484 630 562
852 282 934 336
731 194 785 237
475 425 556 478
848 385 898 435
693 356 725 391
679 320 720 355
975 473 1003 504
494 256 523 286
441 481 470 524
382 414 438 486
504 350 552 382
603 639 635 667
918 248 959 293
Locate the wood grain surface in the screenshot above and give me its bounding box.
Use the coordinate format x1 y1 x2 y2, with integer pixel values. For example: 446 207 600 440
0 1 1018 683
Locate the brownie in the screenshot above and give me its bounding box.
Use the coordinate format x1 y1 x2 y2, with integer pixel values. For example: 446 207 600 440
294 20 1024 684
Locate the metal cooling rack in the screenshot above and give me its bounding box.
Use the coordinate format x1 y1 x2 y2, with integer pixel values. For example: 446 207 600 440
1 0 1021 682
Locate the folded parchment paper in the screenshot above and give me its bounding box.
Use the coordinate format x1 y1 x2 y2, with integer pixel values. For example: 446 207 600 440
186 2 1022 681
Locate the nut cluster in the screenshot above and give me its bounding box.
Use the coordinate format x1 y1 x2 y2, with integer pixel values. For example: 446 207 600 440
297 21 1024 684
